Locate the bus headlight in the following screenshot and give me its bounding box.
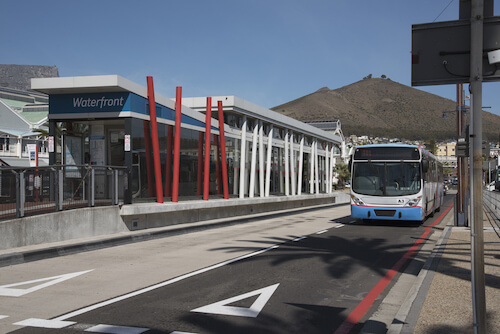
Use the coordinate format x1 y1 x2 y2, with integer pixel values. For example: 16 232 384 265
405 197 421 207
351 195 365 206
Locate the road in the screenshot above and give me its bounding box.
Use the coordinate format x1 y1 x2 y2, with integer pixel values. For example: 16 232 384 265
0 195 454 334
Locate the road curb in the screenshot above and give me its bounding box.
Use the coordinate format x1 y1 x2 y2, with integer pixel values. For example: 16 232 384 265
388 209 455 334
360 205 455 334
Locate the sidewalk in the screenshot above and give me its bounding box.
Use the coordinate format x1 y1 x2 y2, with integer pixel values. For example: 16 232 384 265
408 208 500 333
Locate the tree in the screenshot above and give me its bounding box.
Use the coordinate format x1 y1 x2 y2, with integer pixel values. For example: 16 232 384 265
427 139 437 154
381 74 387 79
363 74 372 80
333 162 350 189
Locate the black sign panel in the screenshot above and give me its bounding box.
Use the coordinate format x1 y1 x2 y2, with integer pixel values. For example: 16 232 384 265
354 147 420 161
411 17 500 86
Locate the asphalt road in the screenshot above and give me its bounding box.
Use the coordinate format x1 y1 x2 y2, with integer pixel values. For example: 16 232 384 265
1 195 453 334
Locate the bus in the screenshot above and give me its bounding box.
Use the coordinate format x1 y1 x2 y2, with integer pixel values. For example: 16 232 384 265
349 144 444 222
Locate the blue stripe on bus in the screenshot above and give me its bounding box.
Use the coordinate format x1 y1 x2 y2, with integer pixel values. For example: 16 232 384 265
350 204 425 221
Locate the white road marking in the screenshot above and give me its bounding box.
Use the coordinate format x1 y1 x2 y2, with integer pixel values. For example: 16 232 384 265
292 236 306 242
85 324 149 333
0 315 8 320
170 332 198 334
52 245 280 321
335 224 345 228
191 283 280 318
316 230 328 234
0 269 94 297
14 318 75 329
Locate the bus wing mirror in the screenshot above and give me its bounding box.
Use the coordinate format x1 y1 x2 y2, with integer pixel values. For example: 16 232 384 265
348 159 352 172
422 159 429 173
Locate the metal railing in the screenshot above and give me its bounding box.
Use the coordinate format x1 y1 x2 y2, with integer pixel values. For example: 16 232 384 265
0 165 127 220
483 189 500 230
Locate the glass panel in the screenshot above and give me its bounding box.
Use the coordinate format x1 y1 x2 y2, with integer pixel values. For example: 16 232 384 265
352 162 421 196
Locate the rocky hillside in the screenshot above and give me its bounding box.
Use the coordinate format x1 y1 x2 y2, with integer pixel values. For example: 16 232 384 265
272 78 500 142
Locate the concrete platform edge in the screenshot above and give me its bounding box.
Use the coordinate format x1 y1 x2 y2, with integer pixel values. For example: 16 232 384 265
0 201 349 268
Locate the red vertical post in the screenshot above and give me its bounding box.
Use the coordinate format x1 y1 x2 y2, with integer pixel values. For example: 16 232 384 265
165 125 173 197
197 132 203 196
214 134 221 194
218 100 229 199
143 120 154 197
203 97 212 200
172 87 182 202
146 76 163 203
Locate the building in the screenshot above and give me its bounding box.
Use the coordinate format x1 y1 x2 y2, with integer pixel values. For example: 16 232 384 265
0 64 59 166
0 86 49 166
436 141 457 167
31 75 344 205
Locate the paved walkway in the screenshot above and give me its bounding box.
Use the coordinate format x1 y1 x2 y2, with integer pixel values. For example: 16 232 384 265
408 207 500 334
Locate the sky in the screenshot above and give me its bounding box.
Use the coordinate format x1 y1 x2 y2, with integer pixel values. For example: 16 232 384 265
2 0 500 117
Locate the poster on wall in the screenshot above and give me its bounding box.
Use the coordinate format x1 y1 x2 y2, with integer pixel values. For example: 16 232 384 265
90 139 105 166
64 136 82 178
90 124 106 168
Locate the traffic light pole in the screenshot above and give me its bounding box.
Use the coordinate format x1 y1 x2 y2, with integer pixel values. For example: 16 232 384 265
469 0 486 332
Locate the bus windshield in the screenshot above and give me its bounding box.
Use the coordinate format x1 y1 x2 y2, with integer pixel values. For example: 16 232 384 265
352 162 421 196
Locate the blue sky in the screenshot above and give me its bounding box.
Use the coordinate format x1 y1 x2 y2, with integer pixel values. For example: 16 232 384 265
2 0 500 117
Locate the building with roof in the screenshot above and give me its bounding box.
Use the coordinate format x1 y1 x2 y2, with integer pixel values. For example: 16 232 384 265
0 86 49 166
0 65 58 166
31 75 344 205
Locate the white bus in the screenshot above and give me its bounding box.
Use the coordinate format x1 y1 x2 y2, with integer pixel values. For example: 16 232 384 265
350 144 444 222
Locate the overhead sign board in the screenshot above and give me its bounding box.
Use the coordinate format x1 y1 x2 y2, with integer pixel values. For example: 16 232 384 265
411 17 500 86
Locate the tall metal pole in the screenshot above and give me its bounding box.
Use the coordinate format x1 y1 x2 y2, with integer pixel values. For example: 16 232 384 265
146 76 164 203
470 0 486 332
456 84 464 226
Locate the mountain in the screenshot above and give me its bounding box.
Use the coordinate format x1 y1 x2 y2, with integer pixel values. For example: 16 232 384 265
271 78 500 142
0 64 59 92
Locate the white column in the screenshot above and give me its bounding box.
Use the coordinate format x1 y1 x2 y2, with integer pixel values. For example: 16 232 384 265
259 121 265 197
330 146 335 192
298 135 304 195
325 144 330 194
249 122 258 198
309 141 313 194
239 116 247 198
315 140 320 194
284 131 289 196
265 126 273 197
290 131 296 196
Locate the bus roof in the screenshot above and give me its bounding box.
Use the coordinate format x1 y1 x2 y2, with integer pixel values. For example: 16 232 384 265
353 143 439 162
354 143 419 149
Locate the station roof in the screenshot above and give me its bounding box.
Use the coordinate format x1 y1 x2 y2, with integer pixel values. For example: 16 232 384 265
32 75 343 146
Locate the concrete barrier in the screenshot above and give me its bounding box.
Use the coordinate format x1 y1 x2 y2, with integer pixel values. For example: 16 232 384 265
0 192 350 251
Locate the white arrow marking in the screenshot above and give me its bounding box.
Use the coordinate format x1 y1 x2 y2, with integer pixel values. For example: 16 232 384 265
85 324 149 333
191 283 279 318
0 269 93 297
14 318 76 329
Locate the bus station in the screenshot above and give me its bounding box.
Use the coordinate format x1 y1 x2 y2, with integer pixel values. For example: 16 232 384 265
0 75 349 249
